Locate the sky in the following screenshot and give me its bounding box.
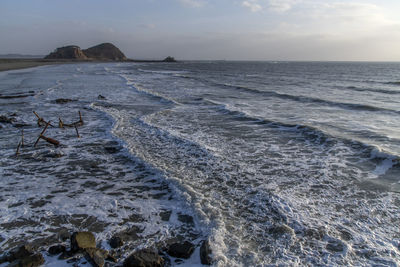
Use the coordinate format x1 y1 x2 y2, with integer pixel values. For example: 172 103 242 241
1 0 400 61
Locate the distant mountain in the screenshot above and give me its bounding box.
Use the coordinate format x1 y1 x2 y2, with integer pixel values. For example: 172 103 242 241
0 54 44 59
44 43 127 61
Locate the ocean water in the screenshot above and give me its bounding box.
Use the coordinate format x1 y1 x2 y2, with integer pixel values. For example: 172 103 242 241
0 61 399 266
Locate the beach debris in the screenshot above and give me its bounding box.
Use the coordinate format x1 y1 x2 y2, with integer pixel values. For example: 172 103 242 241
123 248 164 267
21 129 24 147
33 111 54 127
58 111 83 128
34 121 60 147
15 141 22 156
74 124 80 138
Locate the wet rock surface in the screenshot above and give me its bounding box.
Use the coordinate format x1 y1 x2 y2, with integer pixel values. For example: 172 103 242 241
166 241 195 259
123 248 164 267
200 239 212 265
0 245 44 267
71 232 96 252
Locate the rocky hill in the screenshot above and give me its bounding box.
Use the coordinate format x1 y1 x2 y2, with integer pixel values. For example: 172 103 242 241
44 43 127 61
83 43 127 61
44 46 88 60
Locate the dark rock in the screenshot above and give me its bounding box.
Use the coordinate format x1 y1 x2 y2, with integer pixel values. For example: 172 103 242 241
3 245 44 267
45 45 88 60
109 236 123 249
48 244 66 255
85 248 109 267
55 98 75 104
269 224 295 236
83 43 127 61
177 214 194 225
159 210 172 222
7 245 33 262
200 240 212 265
167 241 195 259
71 232 96 252
0 115 16 123
9 253 45 267
58 228 70 241
104 146 120 154
162 57 177 62
123 248 164 267
98 95 106 100
326 240 345 253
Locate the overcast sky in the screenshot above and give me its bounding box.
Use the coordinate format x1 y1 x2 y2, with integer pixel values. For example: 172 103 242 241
1 0 400 61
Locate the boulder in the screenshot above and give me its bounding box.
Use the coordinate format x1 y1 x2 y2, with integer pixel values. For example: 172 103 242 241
70 232 96 252
2 245 44 267
200 240 212 265
109 236 123 249
45 45 88 60
83 43 127 61
84 248 109 267
166 241 195 259
123 248 164 267
269 224 295 237
48 244 66 255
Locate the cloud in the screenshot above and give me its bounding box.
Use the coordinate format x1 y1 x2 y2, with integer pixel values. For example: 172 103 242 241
242 0 262 12
178 0 205 8
242 0 298 13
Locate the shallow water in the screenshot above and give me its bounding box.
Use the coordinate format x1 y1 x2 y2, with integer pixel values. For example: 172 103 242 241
0 62 399 266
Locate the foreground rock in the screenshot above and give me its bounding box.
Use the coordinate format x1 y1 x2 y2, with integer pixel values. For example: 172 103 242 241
166 241 195 259
123 248 164 267
71 232 96 252
200 240 212 265
0 245 44 267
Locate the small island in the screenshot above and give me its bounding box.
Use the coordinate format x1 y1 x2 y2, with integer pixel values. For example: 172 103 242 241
44 43 176 63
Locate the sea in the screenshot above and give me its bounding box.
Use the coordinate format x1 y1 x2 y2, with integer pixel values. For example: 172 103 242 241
0 61 399 266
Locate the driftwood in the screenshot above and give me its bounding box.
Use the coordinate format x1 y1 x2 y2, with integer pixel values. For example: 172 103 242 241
21 130 24 147
58 111 83 128
74 124 80 138
15 141 21 156
33 111 54 127
34 121 60 147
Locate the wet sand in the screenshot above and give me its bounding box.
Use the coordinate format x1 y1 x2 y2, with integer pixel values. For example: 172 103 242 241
0 59 77 72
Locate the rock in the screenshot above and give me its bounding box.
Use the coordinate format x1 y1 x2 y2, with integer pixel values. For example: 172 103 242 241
123 248 164 267
85 248 109 267
167 241 195 259
326 240 345 253
0 115 16 123
3 245 44 267
45 45 88 60
48 245 66 255
98 95 106 100
58 250 75 260
162 56 177 62
269 224 295 237
109 236 123 249
177 214 194 225
71 232 96 252
200 240 212 265
159 210 172 222
83 43 127 61
9 253 45 267
58 228 70 241
55 98 75 104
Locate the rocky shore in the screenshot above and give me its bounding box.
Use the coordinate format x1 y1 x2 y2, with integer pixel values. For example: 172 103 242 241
0 230 212 267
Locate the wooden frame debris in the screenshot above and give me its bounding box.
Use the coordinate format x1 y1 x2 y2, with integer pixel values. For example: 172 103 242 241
34 121 60 147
